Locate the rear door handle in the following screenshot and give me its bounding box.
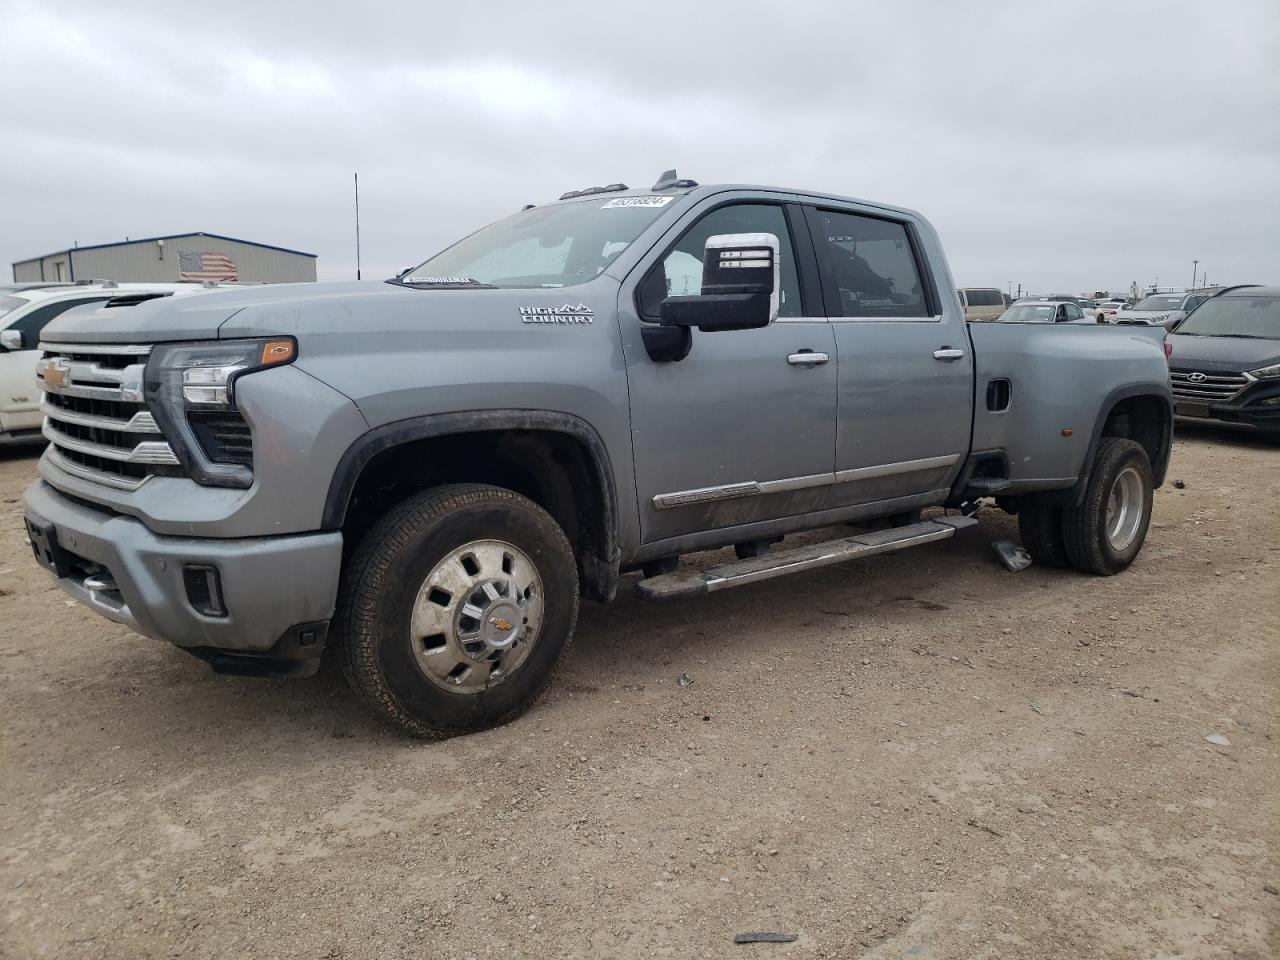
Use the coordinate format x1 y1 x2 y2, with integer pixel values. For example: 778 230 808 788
932 348 966 361
787 351 830 367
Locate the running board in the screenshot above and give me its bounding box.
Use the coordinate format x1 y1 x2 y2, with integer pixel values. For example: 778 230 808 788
633 516 978 603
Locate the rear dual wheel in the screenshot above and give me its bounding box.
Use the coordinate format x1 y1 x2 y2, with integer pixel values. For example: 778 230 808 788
1018 438 1154 576
333 483 578 737
1062 438 1153 575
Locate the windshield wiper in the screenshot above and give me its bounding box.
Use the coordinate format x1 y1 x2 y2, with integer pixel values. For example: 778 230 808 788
1206 333 1275 339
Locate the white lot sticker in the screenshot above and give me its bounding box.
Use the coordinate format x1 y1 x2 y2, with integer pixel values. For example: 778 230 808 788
601 196 673 209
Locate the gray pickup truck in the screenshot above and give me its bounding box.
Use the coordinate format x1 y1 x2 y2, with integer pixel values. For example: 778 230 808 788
23 173 1174 736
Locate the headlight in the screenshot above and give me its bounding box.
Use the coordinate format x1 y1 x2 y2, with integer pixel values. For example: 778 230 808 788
145 338 296 488
1248 363 1280 379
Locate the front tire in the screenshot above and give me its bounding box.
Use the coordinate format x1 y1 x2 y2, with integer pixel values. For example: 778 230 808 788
333 483 579 737
1061 438 1154 575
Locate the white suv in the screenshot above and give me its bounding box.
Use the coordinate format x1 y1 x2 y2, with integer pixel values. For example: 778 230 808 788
0 282 234 444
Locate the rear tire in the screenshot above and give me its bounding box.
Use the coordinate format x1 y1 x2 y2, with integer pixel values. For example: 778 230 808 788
1061 438 1153 576
1017 501 1069 567
332 483 578 737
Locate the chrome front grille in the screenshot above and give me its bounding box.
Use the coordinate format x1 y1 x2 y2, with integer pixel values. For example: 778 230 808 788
37 343 181 490
1169 370 1252 403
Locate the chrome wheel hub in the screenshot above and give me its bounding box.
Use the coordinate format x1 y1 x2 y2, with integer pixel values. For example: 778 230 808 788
1105 466 1144 552
409 539 542 694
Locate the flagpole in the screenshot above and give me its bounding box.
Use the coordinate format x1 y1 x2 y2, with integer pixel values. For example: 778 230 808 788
354 172 362 281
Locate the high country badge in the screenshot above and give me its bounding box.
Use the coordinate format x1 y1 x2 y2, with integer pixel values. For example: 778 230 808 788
520 304 594 324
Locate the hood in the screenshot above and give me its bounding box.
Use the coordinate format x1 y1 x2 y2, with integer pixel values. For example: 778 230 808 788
40 278 620 353
1167 332 1280 373
38 281 482 344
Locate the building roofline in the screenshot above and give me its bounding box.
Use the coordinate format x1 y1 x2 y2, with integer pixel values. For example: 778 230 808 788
13 232 317 265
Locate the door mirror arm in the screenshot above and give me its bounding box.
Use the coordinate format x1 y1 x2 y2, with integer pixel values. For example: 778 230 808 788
641 324 692 363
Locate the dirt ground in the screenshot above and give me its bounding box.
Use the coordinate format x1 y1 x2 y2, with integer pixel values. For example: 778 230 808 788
1 425 1276 960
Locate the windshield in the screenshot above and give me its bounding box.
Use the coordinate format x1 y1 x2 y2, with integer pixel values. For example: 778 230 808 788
404 196 676 288
999 303 1058 323
1175 295 1280 339
0 295 31 322
1134 295 1183 311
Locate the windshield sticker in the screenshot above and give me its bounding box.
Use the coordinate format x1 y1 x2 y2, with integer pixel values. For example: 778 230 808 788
520 303 594 324
402 276 481 285
600 196 673 209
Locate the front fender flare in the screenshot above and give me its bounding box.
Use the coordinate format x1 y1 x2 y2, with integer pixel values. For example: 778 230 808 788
322 410 621 601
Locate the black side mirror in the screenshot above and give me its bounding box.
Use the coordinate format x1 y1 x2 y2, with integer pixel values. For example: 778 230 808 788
659 233 780 332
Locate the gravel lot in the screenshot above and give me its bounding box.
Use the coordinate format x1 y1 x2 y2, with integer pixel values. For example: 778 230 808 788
1 425 1277 960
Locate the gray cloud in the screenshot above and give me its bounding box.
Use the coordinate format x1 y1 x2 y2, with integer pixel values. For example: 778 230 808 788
3 0 1277 294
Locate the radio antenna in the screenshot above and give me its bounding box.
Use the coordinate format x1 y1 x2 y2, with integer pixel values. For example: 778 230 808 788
354 172 362 281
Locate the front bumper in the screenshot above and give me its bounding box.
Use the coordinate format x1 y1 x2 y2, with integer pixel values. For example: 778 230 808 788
1174 394 1280 433
23 479 343 674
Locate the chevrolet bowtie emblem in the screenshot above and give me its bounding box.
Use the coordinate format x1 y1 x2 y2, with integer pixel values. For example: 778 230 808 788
41 359 69 390
488 616 513 631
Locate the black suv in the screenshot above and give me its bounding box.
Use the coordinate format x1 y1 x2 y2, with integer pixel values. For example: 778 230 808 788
1167 285 1280 437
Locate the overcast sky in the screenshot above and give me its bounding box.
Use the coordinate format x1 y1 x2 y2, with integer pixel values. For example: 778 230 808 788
2 0 1277 295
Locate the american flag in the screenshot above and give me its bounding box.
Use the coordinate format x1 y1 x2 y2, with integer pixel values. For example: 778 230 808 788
178 250 238 281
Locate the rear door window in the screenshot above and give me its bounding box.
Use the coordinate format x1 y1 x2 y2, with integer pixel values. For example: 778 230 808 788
808 209 931 318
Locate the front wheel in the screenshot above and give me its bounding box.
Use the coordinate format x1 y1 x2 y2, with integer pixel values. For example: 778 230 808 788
1061 438 1154 575
333 483 579 737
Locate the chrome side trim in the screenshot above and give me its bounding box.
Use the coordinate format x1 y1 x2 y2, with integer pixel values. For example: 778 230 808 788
756 472 834 495
775 315 945 324
652 455 961 510
652 482 762 510
653 472 838 509
45 447 149 491
835 454 960 484
828 314 944 324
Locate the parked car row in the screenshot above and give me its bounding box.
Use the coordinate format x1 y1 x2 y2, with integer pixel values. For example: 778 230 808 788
1115 291 1213 328
962 289 1240 330
967 282 1277 439
994 300 1097 324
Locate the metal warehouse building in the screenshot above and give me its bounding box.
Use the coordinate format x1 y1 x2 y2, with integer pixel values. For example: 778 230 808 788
11 233 317 284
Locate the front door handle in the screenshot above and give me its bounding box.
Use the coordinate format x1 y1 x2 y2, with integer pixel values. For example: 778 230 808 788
932 348 966 361
787 351 830 367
